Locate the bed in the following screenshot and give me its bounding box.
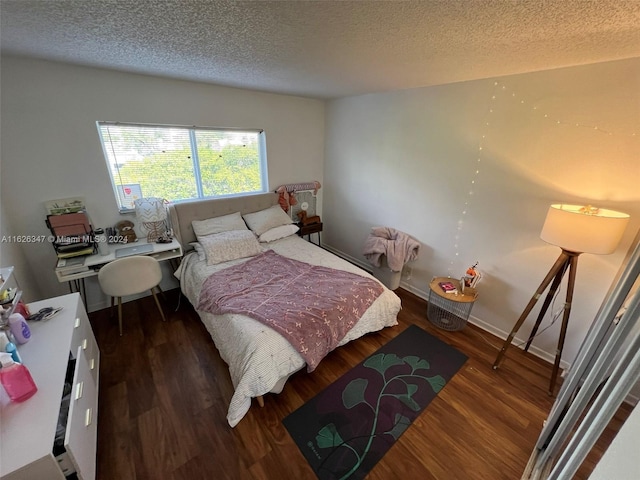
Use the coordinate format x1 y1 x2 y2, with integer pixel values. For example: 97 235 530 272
169 193 401 427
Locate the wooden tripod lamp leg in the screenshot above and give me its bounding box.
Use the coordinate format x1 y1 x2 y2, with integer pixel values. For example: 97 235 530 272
548 253 579 395
493 251 571 370
524 260 570 352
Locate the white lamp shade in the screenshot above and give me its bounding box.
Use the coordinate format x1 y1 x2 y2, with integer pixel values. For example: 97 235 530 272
134 197 166 223
540 204 629 254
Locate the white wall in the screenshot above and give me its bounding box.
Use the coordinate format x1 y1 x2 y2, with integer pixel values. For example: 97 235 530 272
0 203 43 303
323 57 640 369
0 56 324 311
589 402 640 479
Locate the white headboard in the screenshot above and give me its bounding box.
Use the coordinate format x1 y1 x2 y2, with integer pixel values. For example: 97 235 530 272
168 193 280 249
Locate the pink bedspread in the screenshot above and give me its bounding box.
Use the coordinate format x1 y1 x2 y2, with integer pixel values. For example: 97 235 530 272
197 250 384 371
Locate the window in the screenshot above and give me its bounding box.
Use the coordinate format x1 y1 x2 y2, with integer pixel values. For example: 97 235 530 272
97 122 268 212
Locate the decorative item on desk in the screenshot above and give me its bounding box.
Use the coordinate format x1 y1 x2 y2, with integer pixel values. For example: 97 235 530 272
115 220 138 244
134 197 167 242
0 287 17 305
462 262 482 290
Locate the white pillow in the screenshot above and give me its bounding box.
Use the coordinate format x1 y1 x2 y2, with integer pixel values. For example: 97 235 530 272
192 212 247 238
199 230 262 265
242 205 293 236
189 242 205 261
259 224 299 243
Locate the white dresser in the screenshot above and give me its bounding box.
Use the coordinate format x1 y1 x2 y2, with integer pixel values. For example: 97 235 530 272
0 293 99 480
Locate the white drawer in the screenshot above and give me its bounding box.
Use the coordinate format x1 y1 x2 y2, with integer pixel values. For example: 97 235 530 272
71 307 100 387
65 346 98 480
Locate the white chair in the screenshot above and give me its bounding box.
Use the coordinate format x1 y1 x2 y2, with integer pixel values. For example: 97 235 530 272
98 255 166 335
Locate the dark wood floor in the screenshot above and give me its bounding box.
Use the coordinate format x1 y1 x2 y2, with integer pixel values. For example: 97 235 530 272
90 288 631 480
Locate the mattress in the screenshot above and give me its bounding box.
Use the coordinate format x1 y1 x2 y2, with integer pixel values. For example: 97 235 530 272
175 234 401 427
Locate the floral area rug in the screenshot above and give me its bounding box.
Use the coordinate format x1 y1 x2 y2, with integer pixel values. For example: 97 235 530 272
283 324 468 480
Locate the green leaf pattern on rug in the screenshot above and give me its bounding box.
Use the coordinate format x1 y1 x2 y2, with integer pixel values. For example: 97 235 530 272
342 378 368 409
396 383 421 411
316 423 345 448
315 352 445 479
427 374 446 393
385 413 411 440
403 355 430 371
363 353 404 376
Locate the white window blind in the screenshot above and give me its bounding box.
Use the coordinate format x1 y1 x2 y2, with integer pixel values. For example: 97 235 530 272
97 122 268 212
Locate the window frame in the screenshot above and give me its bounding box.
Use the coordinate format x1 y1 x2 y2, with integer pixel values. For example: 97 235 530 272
96 121 269 213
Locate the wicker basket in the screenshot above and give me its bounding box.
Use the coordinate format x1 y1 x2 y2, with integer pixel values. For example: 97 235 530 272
427 277 478 331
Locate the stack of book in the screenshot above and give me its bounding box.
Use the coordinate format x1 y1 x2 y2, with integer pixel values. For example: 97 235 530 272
46 211 96 259
55 256 89 275
438 281 458 294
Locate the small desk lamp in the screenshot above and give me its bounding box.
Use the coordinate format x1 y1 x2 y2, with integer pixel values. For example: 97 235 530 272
134 197 167 242
493 204 629 395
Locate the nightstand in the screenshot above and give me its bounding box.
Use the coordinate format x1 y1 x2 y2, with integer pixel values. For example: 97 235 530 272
427 277 478 331
297 222 323 246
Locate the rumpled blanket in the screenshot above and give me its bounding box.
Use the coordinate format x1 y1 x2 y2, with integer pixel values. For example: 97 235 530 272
363 227 421 271
197 249 383 371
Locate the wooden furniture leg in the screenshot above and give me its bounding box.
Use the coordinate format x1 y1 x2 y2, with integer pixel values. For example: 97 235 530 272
548 254 578 396
493 251 570 369
117 297 123 336
151 287 166 322
525 260 570 351
493 249 581 396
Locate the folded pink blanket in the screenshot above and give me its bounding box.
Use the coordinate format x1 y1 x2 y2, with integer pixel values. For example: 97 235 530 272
363 227 421 271
197 250 383 371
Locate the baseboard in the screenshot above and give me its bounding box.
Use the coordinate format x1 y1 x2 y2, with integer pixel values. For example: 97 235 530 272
322 244 370 271
323 244 569 369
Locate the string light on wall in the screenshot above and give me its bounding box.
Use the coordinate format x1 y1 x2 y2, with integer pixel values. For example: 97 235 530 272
447 80 638 277
447 81 499 277
497 82 638 138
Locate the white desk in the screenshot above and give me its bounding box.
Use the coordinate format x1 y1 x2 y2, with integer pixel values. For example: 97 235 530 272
55 239 183 302
0 293 99 480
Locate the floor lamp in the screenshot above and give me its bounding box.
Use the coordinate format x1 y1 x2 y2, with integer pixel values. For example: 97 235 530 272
492 204 629 396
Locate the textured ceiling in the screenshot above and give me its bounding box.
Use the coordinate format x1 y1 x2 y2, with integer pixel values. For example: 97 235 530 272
1 0 640 99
